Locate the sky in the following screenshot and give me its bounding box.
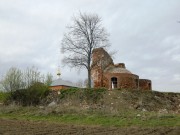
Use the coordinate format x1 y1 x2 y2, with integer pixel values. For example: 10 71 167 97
0 0 180 92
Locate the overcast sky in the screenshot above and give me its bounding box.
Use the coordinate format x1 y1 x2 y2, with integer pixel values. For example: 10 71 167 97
0 0 180 92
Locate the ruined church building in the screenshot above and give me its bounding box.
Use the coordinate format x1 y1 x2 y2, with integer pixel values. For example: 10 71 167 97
91 48 152 90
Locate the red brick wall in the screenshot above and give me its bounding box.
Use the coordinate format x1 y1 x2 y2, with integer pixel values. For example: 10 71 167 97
91 48 152 91
139 79 152 90
50 85 71 91
91 48 114 88
104 73 139 90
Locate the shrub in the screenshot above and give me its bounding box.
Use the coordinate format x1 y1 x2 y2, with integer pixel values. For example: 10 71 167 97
59 88 79 99
8 82 50 106
0 92 10 103
59 88 106 104
83 88 106 103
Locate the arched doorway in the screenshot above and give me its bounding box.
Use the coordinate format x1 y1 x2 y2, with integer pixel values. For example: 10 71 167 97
111 77 117 89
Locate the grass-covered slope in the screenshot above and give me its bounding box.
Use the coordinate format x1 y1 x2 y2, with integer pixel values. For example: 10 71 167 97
0 88 180 127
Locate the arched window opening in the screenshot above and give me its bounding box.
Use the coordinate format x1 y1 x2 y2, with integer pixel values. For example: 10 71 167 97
111 77 117 89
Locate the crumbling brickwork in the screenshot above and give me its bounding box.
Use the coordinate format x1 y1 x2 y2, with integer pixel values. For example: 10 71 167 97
91 48 114 88
91 48 152 90
139 79 152 90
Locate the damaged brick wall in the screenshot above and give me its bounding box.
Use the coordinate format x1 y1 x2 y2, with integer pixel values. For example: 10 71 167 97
91 48 114 87
139 79 152 90
91 48 152 90
104 73 139 89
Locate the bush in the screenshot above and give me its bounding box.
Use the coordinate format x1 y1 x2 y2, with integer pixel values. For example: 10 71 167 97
59 88 79 99
59 88 106 104
8 82 50 106
83 88 106 103
0 92 10 103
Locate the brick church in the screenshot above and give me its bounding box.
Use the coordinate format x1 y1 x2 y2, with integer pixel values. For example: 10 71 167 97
91 48 152 90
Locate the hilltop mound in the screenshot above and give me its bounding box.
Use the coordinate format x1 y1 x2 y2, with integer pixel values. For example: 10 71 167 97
44 89 180 114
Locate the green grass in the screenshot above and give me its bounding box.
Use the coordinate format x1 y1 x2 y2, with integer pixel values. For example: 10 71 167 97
0 112 179 127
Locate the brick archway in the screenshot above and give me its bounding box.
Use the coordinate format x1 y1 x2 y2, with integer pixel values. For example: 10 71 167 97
111 77 117 89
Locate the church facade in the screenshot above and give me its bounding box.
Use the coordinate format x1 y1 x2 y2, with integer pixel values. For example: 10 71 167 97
91 48 152 90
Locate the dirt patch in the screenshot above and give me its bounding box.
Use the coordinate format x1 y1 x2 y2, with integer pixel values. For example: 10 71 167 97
0 118 179 135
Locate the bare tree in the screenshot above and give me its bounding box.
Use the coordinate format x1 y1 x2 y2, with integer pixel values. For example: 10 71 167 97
1 66 53 92
22 66 42 88
44 73 53 86
61 13 110 88
1 67 23 93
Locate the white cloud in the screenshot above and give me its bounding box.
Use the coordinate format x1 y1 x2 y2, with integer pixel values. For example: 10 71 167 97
0 0 180 92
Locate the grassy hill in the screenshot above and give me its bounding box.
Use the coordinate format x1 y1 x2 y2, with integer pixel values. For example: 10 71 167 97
42 89 180 114
0 89 180 127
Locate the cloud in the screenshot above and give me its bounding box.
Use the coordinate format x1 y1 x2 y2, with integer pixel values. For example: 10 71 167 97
0 0 180 92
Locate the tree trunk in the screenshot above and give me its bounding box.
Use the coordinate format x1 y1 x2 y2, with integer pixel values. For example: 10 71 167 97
88 69 91 88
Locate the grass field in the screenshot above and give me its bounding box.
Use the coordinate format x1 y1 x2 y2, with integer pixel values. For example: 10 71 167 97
0 106 179 127
0 114 180 127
